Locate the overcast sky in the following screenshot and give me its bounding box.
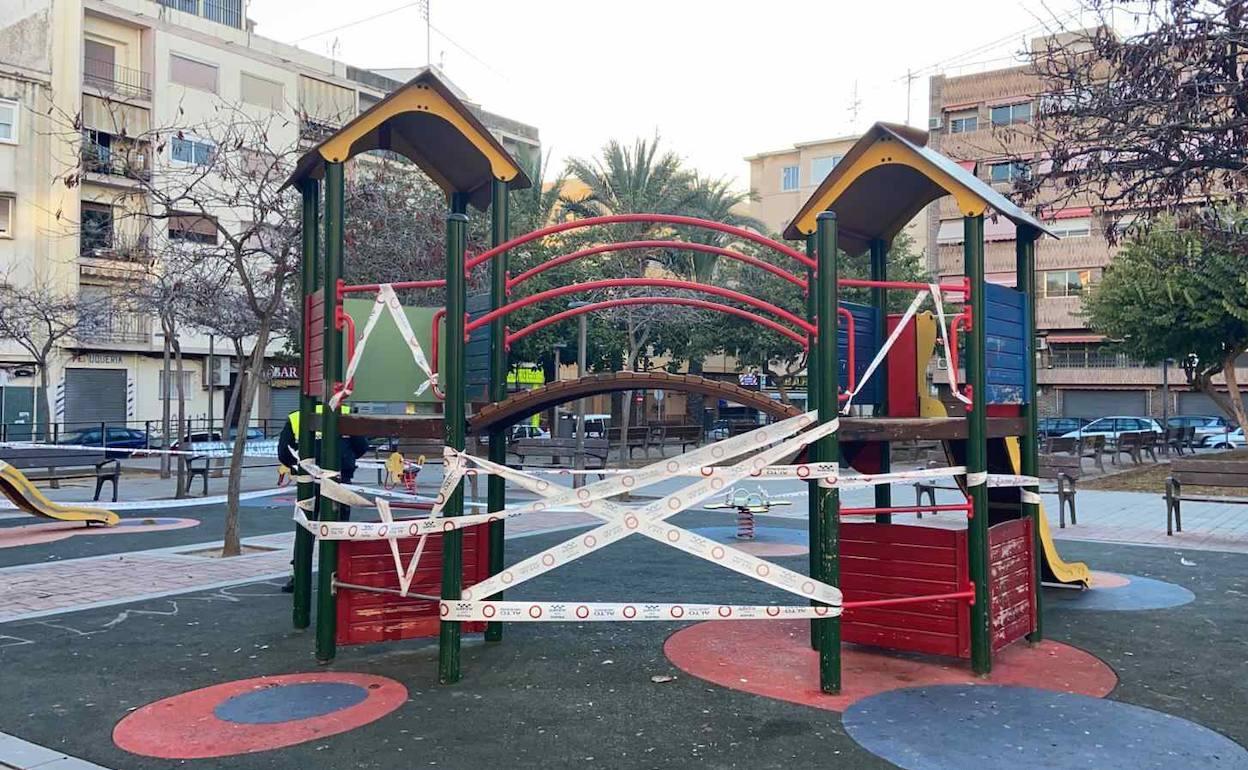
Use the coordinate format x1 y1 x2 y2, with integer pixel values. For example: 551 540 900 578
249 0 1090 187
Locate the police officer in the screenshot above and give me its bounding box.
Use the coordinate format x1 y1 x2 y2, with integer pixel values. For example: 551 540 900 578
279 404 370 592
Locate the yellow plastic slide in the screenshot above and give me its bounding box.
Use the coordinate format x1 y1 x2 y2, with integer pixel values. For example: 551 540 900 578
0 460 119 526
910 312 1089 587
1001 437 1091 588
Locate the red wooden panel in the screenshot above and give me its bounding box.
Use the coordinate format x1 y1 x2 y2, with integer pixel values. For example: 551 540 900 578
988 519 1035 652
336 526 490 646
885 314 919 417
986 404 1021 418
841 523 971 659
304 289 326 397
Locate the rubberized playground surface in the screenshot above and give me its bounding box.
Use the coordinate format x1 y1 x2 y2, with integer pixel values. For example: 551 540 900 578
0 511 1245 770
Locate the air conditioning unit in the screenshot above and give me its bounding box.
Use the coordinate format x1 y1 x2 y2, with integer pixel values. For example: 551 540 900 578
202 357 230 388
1036 336 1049 351
928 116 943 130
936 356 948 370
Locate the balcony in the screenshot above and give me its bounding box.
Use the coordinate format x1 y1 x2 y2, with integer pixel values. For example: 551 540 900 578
81 144 151 183
299 118 340 144
1046 348 1150 369
79 312 153 345
79 233 152 264
84 59 152 101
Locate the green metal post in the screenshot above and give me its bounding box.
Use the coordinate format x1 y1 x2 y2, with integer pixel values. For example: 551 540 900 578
1017 227 1043 642
293 179 319 630
965 214 992 676
485 179 509 643
869 238 892 523
815 212 841 694
805 235 820 651
438 195 469 685
314 162 345 664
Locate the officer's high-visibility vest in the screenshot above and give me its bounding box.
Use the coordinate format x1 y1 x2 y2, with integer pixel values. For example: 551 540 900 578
289 404 350 439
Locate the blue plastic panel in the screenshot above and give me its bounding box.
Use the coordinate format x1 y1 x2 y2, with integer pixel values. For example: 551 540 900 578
983 283 1029 404
838 300 880 406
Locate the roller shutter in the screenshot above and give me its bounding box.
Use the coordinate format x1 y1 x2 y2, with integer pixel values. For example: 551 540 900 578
1060 389 1147 419
63 368 127 430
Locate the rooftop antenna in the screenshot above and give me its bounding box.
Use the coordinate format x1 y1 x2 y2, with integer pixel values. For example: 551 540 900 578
848 80 862 129
903 68 917 125
419 0 431 67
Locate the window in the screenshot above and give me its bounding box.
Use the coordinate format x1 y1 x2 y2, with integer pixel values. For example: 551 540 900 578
937 218 964 245
1043 269 1094 297
990 102 1032 126
159 0 199 11
169 53 218 93
0 98 17 143
1045 216 1092 238
809 155 842 185
83 39 116 91
168 212 218 244
80 202 114 254
241 72 284 110
159 369 197 400
949 112 978 134
781 165 799 191
988 160 1029 183
171 136 214 166
0 196 12 237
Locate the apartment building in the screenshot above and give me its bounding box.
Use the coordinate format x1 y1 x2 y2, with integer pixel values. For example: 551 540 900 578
0 0 538 437
926 34 1248 420
745 133 928 254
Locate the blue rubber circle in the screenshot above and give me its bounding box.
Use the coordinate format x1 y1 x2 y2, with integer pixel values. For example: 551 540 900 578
844 685 1248 770
1049 574 1195 611
213 682 369 724
691 526 807 545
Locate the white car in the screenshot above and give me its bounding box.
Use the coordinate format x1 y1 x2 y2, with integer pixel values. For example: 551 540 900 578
1208 428 1245 450
1062 416 1163 440
1167 415 1235 446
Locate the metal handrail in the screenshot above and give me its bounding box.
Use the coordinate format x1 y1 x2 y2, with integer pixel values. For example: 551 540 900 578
83 58 152 100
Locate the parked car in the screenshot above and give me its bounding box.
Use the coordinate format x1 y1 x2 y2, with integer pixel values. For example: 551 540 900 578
172 427 265 451
508 424 549 442
1061 416 1163 440
59 426 151 457
1208 427 1245 450
555 413 611 439
1038 417 1090 438
1166 415 1234 446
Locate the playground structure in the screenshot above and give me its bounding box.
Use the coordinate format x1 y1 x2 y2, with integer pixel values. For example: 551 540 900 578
284 71 1090 693
0 461 119 526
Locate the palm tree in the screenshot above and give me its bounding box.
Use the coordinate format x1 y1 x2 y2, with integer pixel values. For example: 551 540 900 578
563 134 697 232
683 174 766 283
511 151 568 234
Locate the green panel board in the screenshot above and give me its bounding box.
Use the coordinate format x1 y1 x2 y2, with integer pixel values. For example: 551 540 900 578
342 300 445 405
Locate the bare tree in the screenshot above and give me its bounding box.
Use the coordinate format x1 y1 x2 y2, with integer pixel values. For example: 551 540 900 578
0 280 105 441
62 104 303 555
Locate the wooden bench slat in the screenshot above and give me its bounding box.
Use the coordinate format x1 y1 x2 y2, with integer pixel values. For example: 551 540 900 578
1172 471 1248 487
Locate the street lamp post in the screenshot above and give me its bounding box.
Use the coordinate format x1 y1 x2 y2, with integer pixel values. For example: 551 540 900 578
551 342 567 439
1163 357 1173 454
568 302 589 488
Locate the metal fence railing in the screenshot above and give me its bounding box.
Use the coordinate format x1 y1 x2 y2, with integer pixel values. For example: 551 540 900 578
0 417 286 449
84 58 153 100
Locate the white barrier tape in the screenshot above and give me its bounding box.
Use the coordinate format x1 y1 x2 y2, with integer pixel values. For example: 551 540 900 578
0 486 286 512
0 439 278 459
1020 490 1043 505
429 448 468 517
375 497 430 597
329 284 438 408
931 283 973 406
827 465 969 489
458 411 822 521
842 290 929 414
986 473 1040 488
462 418 842 605
440 601 841 623
966 471 989 487
472 461 841 481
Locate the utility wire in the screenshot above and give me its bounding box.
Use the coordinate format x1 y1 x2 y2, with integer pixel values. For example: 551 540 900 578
292 1 422 44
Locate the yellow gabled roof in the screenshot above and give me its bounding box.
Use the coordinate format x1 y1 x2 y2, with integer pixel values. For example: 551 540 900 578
285 68 530 210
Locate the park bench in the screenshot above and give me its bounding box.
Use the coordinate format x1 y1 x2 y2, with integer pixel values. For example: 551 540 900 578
1165 459 1248 535
1110 431 1154 465
1038 453 1082 528
663 425 703 452
0 447 120 502
510 438 609 478
608 426 652 460
1044 436 1077 455
913 453 1081 527
1078 434 1106 472
1163 427 1187 456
